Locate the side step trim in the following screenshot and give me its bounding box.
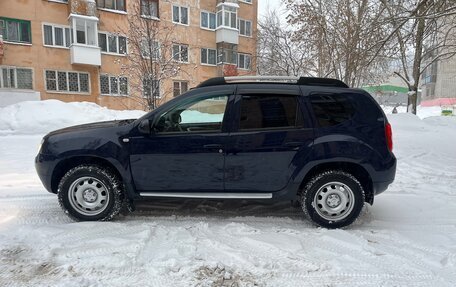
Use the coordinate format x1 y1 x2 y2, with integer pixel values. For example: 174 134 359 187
139 192 273 199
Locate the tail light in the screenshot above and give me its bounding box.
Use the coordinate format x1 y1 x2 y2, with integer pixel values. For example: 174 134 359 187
385 122 393 152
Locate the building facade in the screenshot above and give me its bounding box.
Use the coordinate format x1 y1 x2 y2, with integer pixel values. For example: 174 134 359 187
420 15 456 107
0 0 258 109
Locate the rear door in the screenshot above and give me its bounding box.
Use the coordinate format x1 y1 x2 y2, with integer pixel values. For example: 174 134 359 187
224 85 314 193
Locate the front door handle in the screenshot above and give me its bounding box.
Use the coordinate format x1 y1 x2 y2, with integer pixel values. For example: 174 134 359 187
203 144 224 154
203 144 223 149
284 141 304 148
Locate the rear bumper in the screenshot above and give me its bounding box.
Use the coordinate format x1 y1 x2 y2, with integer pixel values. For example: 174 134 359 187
368 153 396 204
373 180 393 196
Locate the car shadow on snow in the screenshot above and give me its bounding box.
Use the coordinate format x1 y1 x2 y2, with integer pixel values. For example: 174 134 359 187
128 199 306 221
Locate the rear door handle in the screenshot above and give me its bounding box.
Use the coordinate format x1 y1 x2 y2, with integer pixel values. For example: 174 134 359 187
284 141 304 148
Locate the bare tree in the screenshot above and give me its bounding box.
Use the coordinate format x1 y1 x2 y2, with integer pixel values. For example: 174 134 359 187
118 1 186 110
257 10 314 76
380 0 456 114
286 0 395 87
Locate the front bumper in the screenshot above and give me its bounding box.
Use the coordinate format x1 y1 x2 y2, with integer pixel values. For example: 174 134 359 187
35 153 56 193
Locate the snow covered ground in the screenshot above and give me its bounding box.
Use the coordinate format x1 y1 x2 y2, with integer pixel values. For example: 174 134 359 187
0 101 456 286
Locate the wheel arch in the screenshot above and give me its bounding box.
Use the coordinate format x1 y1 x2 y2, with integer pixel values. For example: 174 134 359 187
298 161 374 205
51 156 124 194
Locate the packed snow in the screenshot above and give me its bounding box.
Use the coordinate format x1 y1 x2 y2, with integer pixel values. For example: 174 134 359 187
0 101 455 286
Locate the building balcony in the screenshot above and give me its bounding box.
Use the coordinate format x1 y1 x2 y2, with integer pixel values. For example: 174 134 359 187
68 13 100 66
216 0 239 44
70 43 101 66
216 27 239 44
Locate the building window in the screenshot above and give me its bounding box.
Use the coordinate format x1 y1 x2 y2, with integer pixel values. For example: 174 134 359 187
238 19 252 37
100 75 128 96
218 43 238 65
45 70 90 93
141 0 159 18
96 0 126 12
239 0 253 3
173 81 188 97
141 39 160 59
98 32 127 54
43 24 71 48
238 53 251 70
217 5 237 29
143 77 160 98
172 5 189 25
201 11 216 30
201 48 217 66
70 16 97 46
0 66 33 90
0 17 32 44
173 44 189 63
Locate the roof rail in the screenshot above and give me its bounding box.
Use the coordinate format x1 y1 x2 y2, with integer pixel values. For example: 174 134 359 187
197 76 349 88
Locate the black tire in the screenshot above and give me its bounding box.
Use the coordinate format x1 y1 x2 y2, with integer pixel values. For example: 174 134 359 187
301 170 365 229
57 164 124 221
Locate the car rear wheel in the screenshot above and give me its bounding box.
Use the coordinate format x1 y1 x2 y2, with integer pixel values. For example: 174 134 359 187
58 164 124 221
301 170 364 228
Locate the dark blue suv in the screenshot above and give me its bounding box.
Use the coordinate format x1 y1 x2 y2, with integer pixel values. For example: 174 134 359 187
35 76 396 228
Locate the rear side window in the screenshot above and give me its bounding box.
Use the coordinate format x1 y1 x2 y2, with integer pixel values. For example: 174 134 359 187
239 94 303 130
310 93 355 127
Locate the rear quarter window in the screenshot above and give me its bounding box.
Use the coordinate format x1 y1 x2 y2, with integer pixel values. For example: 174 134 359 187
310 93 355 127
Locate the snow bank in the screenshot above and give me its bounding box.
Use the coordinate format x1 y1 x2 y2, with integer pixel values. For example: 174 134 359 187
381 105 442 119
0 100 146 135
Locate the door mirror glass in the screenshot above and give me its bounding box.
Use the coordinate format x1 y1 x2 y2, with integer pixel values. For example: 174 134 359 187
154 95 229 133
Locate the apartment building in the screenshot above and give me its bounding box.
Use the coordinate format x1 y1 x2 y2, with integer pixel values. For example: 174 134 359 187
420 15 456 107
0 0 258 109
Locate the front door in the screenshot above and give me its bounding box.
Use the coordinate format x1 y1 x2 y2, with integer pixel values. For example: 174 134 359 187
129 91 234 192
224 85 314 193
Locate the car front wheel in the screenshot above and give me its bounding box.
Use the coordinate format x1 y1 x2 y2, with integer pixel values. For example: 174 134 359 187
301 170 365 228
58 164 124 221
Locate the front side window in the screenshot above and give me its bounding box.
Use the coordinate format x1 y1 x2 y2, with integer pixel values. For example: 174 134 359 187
45 70 90 93
154 95 229 133
239 95 303 130
141 0 159 18
0 17 31 44
96 0 126 11
172 5 189 25
0 66 33 90
310 93 355 127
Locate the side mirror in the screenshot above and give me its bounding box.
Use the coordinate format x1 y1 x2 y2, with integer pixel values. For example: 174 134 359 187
138 119 152 134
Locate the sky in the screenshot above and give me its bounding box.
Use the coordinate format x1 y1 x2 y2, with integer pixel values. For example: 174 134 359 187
258 0 285 17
